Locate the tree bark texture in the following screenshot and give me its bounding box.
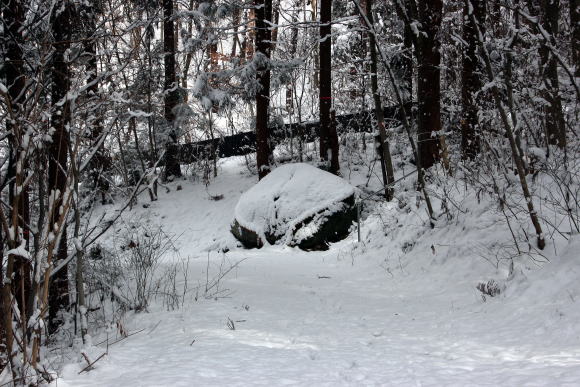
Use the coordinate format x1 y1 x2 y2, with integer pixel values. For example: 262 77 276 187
403 11 413 104
416 0 442 169
571 0 579 77
84 6 110 204
163 0 182 179
541 0 566 148
255 0 273 179
48 0 72 333
527 0 566 148
319 0 339 174
366 0 395 200
461 0 486 160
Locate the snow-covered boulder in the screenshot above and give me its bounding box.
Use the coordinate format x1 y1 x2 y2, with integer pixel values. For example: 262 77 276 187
231 163 357 250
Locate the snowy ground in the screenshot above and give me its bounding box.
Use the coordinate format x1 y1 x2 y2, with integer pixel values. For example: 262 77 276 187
55 156 580 386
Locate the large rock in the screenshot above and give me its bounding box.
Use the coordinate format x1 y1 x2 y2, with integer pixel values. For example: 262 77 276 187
231 163 358 250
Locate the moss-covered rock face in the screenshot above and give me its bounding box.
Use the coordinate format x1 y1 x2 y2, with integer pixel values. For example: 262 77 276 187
230 163 358 251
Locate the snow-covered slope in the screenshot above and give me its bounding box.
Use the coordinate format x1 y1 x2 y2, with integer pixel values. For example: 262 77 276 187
55 156 580 387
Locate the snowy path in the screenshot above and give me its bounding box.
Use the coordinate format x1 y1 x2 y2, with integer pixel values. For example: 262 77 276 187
58 159 580 386
60 246 580 386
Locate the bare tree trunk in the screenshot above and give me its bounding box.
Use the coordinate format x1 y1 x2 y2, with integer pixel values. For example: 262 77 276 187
255 0 273 179
528 0 566 148
319 0 339 174
84 6 109 204
163 0 182 179
231 6 241 58
402 4 413 105
271 0 280 52
366 0 395 200
416 0 442 169
472 8 546 249
48 0 73 333
245 8 256 60
571 0 579 77
286 8 299 115
311 0 319 89
71 156 87 341
542 0 566 148
461 0 486 160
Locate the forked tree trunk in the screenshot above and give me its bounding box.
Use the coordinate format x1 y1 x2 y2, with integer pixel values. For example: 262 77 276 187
255 0 273 179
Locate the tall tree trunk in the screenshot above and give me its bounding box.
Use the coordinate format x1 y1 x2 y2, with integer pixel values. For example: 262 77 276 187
163 0 182 179
402 8 413 105
416 0 442 169
461 0 486 160
366 0 395 200
319 0 339 174
231 6 241 58
245 8 256 60
255 0 273 179
286 7 299 115
271 0 280 52
541 0 566 148
528 0 566 148
48 0 72 333
84 7 109 204
571 0 579 77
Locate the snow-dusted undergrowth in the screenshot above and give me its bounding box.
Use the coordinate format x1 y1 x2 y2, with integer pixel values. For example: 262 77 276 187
53 154 580 386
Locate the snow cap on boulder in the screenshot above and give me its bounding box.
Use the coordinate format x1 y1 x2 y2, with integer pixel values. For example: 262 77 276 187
231 163 357 250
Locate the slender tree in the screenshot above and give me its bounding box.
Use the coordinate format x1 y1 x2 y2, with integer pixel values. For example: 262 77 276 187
402 1 413 105
471 6 546 249
83 3 109 204
255 0 273 179
365 0 395 200
542 0 566 148
319 0 339 174
163 0 182 179
573 0 579 77
461 0 486 160
48 0 73 333
416 0 443 169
